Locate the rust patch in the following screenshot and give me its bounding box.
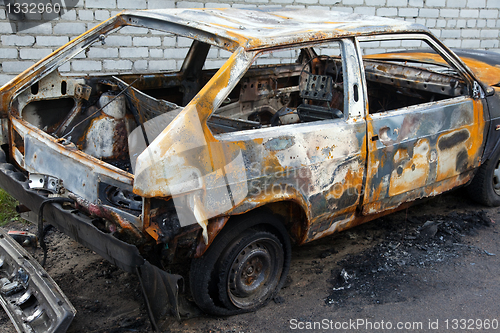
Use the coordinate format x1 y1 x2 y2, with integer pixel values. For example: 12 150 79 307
112 120 129 160
68 192 143 242
194 216 229 258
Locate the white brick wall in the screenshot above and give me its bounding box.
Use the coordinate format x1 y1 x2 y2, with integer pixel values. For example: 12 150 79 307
0 0 500 86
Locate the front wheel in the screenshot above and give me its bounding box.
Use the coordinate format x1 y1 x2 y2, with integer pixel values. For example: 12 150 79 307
189 214 291 316
467 146 500 206
219 230 284 311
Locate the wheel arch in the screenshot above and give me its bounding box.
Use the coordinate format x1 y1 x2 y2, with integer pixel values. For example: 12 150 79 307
189 204 296 315
194 200 308 258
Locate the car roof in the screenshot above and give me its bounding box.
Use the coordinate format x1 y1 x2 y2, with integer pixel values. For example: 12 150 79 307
120 8 429 51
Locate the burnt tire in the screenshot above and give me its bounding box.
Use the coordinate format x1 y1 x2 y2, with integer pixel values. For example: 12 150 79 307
189 213 291 316
467 146 500 206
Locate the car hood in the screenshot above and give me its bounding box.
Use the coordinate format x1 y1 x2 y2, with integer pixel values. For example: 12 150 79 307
453 49 500 86
365 49 500 87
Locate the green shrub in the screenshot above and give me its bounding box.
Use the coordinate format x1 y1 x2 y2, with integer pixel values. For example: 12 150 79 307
0 189 19 226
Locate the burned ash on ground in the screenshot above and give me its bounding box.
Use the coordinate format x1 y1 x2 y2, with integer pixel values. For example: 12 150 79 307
325 210 495 307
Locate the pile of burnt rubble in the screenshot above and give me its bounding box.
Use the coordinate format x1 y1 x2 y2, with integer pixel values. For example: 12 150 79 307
325 210 495 306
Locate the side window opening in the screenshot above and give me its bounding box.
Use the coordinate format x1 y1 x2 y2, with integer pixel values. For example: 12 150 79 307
358 38 468 114
209 41 345 135
297 53 344 122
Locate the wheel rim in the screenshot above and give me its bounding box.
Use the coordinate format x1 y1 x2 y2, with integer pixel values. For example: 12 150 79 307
494 159 500 195
227 237 283 309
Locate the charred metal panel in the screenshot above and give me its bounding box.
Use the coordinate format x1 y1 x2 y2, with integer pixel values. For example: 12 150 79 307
15 71 84 119
443 50 500 89
367 51 500 94
121 9 426 52
363 97 485 214
83 93 129 160
212 118 367 245
23 135 98 202
132 47 254 240
13 117 133 204
133 46 254 198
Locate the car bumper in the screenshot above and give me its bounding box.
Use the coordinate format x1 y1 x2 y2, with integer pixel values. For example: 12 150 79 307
0 146 183 330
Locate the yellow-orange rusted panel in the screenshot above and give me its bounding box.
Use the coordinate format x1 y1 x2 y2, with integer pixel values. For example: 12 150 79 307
145 224 161 241
194 216 229 258
133 47 252 198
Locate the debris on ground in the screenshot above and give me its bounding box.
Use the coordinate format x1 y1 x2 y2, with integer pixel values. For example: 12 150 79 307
326 210 494 306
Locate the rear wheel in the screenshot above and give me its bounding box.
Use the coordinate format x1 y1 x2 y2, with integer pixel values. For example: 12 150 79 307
189 214 291 315
467 146 500 206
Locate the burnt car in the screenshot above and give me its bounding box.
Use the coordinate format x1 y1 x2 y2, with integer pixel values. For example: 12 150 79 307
1 7 500 332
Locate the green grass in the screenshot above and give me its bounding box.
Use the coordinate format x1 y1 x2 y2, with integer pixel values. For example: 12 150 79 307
0 188 19 227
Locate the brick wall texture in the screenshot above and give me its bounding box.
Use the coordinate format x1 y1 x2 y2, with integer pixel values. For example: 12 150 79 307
1 0 500 86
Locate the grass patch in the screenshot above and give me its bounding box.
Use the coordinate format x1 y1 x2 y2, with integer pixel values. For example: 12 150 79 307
0 188 19 226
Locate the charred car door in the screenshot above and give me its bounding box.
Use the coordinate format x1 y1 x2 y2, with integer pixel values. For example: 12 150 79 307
359 34 487 215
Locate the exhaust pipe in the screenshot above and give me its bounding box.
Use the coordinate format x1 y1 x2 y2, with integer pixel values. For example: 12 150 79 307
15 204 30 213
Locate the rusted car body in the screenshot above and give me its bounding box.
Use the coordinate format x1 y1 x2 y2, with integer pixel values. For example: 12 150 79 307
1 7 500 331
